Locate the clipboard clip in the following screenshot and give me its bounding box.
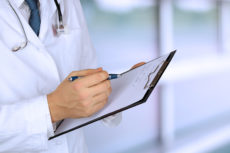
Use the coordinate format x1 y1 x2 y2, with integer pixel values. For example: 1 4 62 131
144 61 165 90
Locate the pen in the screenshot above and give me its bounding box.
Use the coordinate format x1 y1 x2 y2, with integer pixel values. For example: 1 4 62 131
68 74 121 82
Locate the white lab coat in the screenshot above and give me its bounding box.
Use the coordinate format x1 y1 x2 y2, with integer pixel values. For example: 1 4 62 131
0 0 119 153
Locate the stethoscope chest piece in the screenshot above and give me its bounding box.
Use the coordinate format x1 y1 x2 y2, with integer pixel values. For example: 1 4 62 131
53 0 69 36
56 23 69 36
12 42 27 52
52 21 69 36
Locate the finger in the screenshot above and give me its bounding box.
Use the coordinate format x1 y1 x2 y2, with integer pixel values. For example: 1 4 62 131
93 93 109 106
76 71 109 87
89 80 111 96
68 68 103 78
131 62 146 69
92 100 107 114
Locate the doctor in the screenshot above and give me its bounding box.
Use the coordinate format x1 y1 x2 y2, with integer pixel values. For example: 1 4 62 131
0 0 130 153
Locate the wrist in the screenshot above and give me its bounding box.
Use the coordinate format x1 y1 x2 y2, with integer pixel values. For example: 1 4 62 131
47 93 65 123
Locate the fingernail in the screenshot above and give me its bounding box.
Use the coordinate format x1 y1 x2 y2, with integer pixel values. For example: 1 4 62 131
97 67 103 71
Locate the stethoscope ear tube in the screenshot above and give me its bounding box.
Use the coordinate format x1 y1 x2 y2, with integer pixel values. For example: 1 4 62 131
8 0 65 52
54 0 63 26
53 0 67 35
8 0 28 52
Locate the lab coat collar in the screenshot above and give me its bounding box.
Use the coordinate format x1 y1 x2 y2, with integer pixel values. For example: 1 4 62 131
10 0 63 18
6 0 45 50
12 0 24 8
5 0 64 50
12 0 63 9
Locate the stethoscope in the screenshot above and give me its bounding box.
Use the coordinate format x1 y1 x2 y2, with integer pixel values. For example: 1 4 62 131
8 0 66 52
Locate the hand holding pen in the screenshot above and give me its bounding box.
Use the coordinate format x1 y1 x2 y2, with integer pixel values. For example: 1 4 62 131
47 68 114 122
47 63 142 123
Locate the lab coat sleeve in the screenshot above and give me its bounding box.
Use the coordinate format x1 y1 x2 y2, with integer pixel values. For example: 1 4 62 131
73 0 122 127
0 95 54 153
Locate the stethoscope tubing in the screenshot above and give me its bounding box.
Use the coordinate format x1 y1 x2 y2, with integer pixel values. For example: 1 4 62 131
7 0 64 52
8 0 28 52
54 0 63 25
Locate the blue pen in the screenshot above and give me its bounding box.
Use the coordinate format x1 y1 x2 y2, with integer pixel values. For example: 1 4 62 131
68 74 121 82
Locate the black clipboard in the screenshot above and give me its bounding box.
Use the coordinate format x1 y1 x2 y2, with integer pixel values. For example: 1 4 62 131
49 51 176 140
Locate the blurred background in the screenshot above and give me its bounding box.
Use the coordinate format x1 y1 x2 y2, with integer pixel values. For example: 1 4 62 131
80 0 230 153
